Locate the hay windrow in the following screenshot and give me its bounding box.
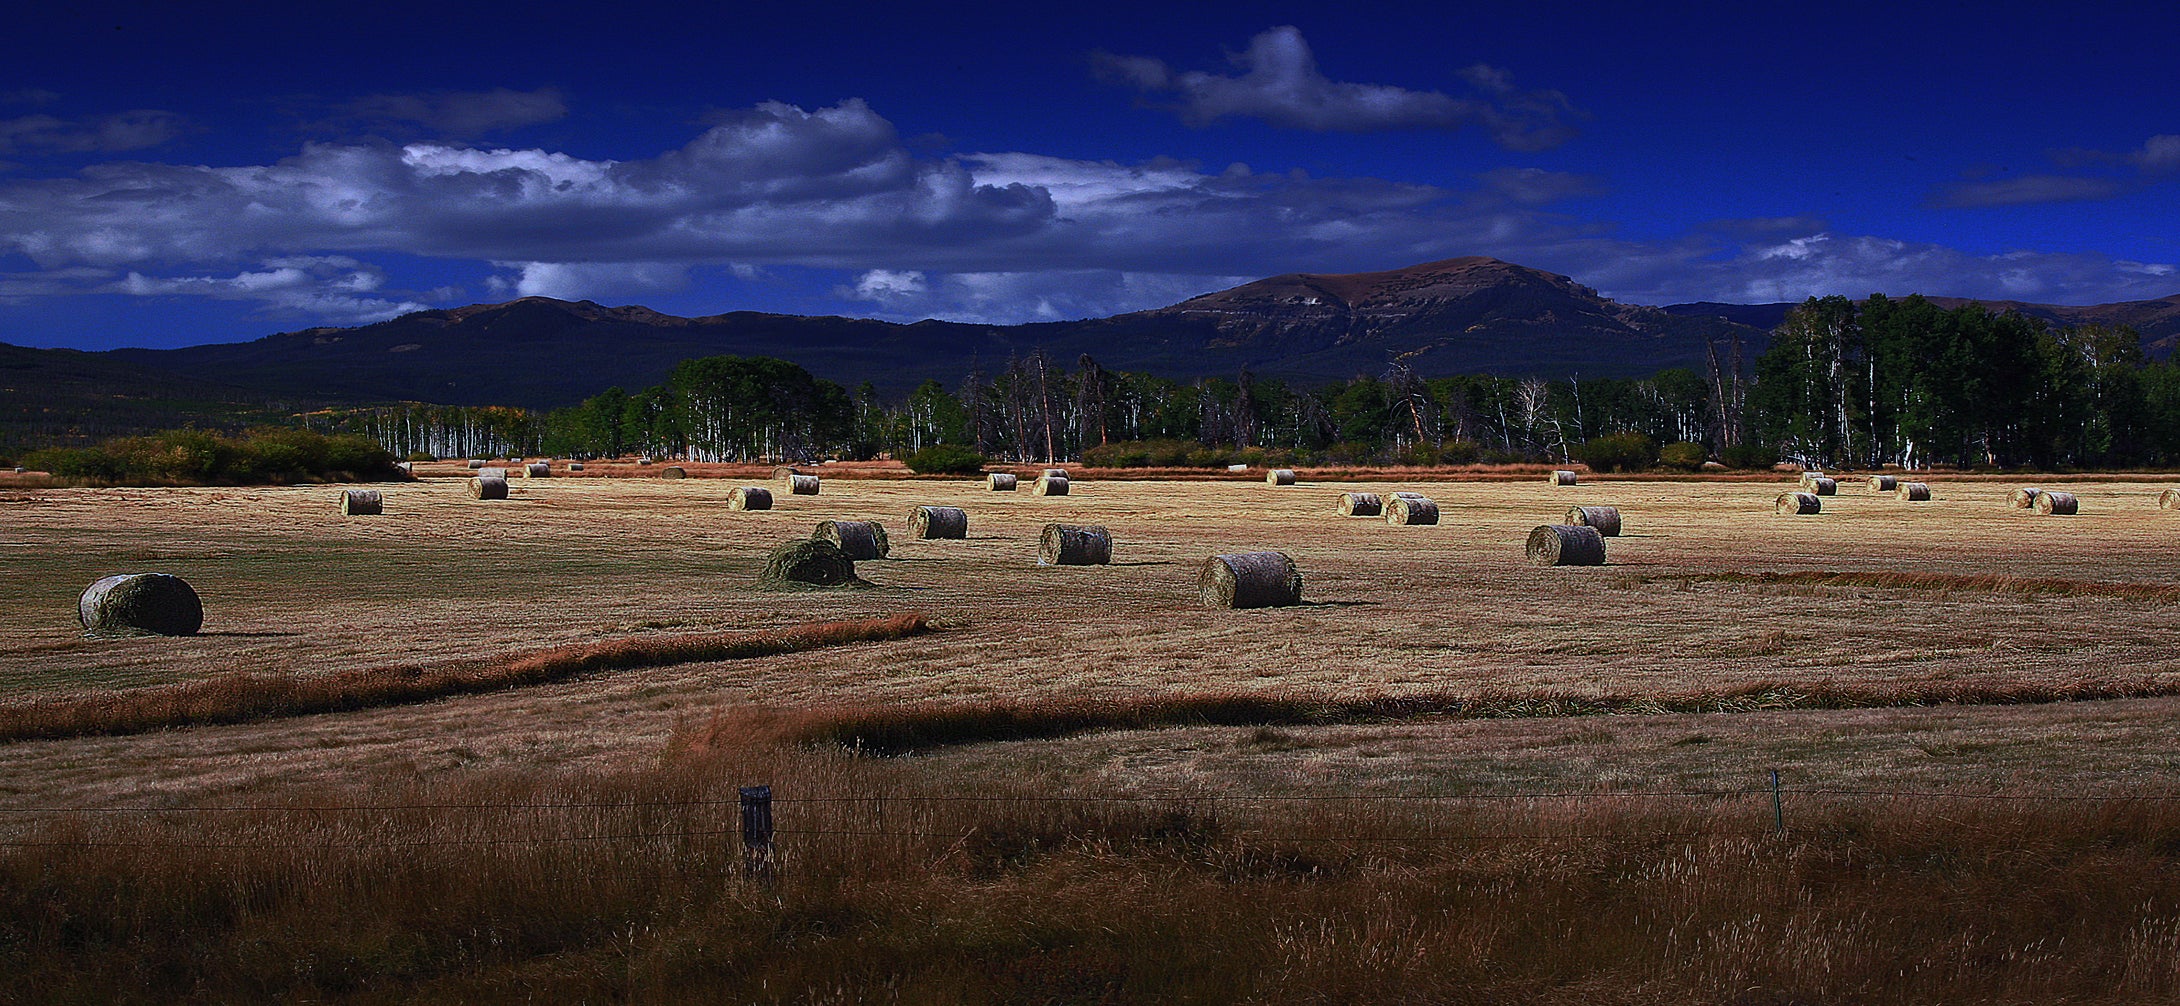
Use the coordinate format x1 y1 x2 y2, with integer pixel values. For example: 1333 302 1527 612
788 474 821 495
2036 490 2079 515
1039 523 1111 565
813 519 890 560
468 476 509 500
1897 481 1931 501
1776 491 1821 515
1386 495 1438 525
1198 551 1303 608
1265 468 1297 486
1526 524 1607 566
729 486 774 511
338 489 383 515
759 538 862 587
1337 492 1384 517
1034 474 1070 496
1563 504 1621 536
909 505 968 539
987 473 1018 491
78 573 203 638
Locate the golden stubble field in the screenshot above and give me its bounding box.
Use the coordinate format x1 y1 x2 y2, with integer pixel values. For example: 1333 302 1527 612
5 468 2180 808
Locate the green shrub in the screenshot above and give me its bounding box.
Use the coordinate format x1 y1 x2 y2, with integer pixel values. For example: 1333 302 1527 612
405 451 437 463
1573 432 1659 473
904 444 988 475
1659 441 1709 471
1719 443 1776 470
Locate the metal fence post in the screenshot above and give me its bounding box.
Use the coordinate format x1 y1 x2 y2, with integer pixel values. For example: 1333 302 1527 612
740 785 775 880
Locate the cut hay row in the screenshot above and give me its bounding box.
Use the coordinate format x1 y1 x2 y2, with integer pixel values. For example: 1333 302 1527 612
1526 524 1606 567
909 505 968 540
1198 551 1303 608
1337 492 1383 517
1563 504 1620 536
1039 523 1111 565
78 573 203 638
813 519 889 560
338 489 382 516
729 486 773 511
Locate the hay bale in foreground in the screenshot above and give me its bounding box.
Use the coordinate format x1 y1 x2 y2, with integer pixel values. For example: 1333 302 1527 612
813 519 890 560
1897 482 1931 502
1387 495 1439 525
467 459 486 469
909 505 968 539
1868 475 1898 492
1034 474 1070 496
1039 523 1111 565
1776 491 1821 515
524 463 551 478
988 472 1019 491
729 486 773 511
758 539 858 587
1527 524 1607 567
1564 505 1621 536
1337 492 1384 517
469 475 509 500
2035 491 2079 515
2159 487 2180 510
2007 487 2042 508
1266 468 1297 486
1805 477 1838 496
660 465 688 480
1199 551 1303 608
1548 470 1578 486
79 573 202 637
338 489 383 515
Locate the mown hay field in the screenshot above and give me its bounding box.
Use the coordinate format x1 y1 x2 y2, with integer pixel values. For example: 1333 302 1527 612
4 470 2180 807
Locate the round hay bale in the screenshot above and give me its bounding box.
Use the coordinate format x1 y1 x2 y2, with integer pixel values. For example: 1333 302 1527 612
79 573 202 637
466 459 485 469
2035 490 2079 515
1390 491 1430 499
1776 491 1821 515
1033 474 1070 496
2160 487 2180 510
772 465 802 480
660 465 688 480
469 475 509 500
339 489 383 515
1548 470 1578 486
1043 468 1069 479
1805 477 1837 496
909 505 968 539
524 463 550 478
1867 475 1898 492
1897 482 1931 502
1199 551 1303 608
1386 495 1439 525
758 538 858 587
1337 492 1384 517
2007 487 2042 508
987 472 1019 491
729 486 773 511
568 462 584 472
1526 524 1607 567
813 519 889 560
1226 463 1249 473
1798 471 1827 489
1265 468 1297 486
787 474 821 494
1564 505 1621 536
1038 523 1111 565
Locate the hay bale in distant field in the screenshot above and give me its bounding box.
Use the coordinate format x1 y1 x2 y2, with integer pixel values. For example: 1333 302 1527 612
1897 482 1931 502
1338 492 1384 517
1776 491 1821 515
568 463 584 472
1868 475 1898 492
1548 470 1578 486
638 457 655 466
660 465 688 480
2035 491 2079 515
1266 468 1297 486
1227 463 1249 473
79 573 202 637
2007 487 2042 508
1034 474 1070 496
524 463 551 478
339 489 383 515
729 486 773 511
772 465 802 480
2159 487 2180 510
1199 551 1303 608
1387 495 1439 525
1798 471 1827 489
1805 477 1837 496
1527 524 1607 567
475 466 507 480
988 472 1018 491
394 461 413 478
1564 504 1621 536
758 539 858 587
466 459 486 469
814 519 889 559
469 475 509 499
1039 523 1111 565
788 474 820 495
910 505 968 539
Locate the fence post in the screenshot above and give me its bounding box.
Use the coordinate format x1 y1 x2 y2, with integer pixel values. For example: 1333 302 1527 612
1769 769 1785 835
740 785 775 880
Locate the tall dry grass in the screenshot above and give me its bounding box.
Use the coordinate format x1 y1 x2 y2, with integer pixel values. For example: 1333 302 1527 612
4 736 2177 1003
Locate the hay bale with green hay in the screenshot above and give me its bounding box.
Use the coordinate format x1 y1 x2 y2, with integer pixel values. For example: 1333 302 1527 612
758 539 860 587
79 573 203 637
1199 551 1303 608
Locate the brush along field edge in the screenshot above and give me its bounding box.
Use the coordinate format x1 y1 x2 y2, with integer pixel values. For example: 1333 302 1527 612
0 614 931 743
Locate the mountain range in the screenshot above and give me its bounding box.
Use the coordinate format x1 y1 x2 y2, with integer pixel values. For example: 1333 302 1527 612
8 257 2180 440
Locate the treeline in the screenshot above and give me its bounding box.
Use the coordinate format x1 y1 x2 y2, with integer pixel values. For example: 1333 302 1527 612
18 428 401 485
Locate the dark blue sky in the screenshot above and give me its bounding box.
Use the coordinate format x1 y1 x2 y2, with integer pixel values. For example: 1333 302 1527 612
5 0 2177 349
